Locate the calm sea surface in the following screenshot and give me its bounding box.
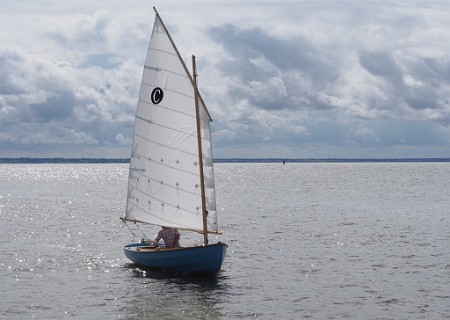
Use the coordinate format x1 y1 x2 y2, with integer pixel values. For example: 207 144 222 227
1 162 449 319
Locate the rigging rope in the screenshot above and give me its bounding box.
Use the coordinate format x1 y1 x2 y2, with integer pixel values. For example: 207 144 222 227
134 222 149 240
121 219 150 240
121 219 136 237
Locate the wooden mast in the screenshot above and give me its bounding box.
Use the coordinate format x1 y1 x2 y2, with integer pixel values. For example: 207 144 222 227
192 55 209 246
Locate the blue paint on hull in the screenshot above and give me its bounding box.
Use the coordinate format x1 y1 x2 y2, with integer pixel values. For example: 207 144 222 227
124 242 228 274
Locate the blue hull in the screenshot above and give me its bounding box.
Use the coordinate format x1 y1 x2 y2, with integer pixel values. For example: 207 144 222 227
124 242 228 274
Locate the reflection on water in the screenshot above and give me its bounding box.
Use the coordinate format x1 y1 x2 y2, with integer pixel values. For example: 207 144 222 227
123 264 227 319
2 163 450 319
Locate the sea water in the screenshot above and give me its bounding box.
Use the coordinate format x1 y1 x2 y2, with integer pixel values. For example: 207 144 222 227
0 162 449 319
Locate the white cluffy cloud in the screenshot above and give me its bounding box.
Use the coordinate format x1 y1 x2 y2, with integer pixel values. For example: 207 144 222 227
1 1 450 158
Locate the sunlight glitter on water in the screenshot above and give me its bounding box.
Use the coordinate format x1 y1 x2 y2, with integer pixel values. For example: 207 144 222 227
1 163 450 319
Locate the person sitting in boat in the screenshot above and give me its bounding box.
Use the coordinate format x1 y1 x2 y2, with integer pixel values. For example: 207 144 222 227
154 227 180 248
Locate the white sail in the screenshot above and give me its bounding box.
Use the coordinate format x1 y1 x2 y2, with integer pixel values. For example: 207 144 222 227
124 11 218 233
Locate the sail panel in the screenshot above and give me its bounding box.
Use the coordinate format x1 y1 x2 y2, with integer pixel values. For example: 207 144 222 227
199 98 218 231
124 13 218 232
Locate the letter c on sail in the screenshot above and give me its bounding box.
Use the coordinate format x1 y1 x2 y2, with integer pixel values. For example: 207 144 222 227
151 87 164 104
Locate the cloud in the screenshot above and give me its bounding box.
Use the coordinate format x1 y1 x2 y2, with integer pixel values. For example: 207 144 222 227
200 2 450 158
115 133 132 145
1 1 450 158
359 51 403 84
0 22 140 156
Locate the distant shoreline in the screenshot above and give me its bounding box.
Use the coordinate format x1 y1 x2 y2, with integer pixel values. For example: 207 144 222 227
1 158 449 164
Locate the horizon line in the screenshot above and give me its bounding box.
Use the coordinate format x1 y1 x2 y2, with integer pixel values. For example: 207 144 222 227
1 157 449 164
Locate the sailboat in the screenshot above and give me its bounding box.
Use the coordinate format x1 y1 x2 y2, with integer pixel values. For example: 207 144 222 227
120 8 227 274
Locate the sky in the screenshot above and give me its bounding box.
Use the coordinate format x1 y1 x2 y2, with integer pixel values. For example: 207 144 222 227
1 1 450 159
